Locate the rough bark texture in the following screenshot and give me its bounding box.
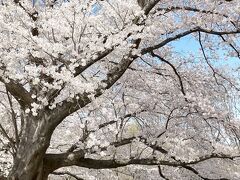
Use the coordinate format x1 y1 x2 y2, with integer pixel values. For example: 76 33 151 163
7 114 53 180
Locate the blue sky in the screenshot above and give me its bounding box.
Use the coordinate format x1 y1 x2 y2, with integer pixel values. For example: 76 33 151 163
171 35 239 69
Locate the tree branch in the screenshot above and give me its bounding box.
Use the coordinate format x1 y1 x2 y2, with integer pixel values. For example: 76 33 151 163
6 90 19 145
142 27 240 54
158 165 169 180
150 52 186 96
3 80 33 108
49 52 137 131
44 152 239 173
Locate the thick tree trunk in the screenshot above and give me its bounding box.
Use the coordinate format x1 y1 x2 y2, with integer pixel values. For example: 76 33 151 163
8 114 53 180
8 143 48 180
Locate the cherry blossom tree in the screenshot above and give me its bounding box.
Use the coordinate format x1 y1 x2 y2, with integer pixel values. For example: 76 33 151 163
0 0 240 179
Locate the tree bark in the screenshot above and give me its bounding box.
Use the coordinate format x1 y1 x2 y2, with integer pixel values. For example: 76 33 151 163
7 114 52 180
8 144 47 180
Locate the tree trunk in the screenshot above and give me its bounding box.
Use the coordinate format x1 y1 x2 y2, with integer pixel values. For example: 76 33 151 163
8 143 48 180
8 114 53 180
